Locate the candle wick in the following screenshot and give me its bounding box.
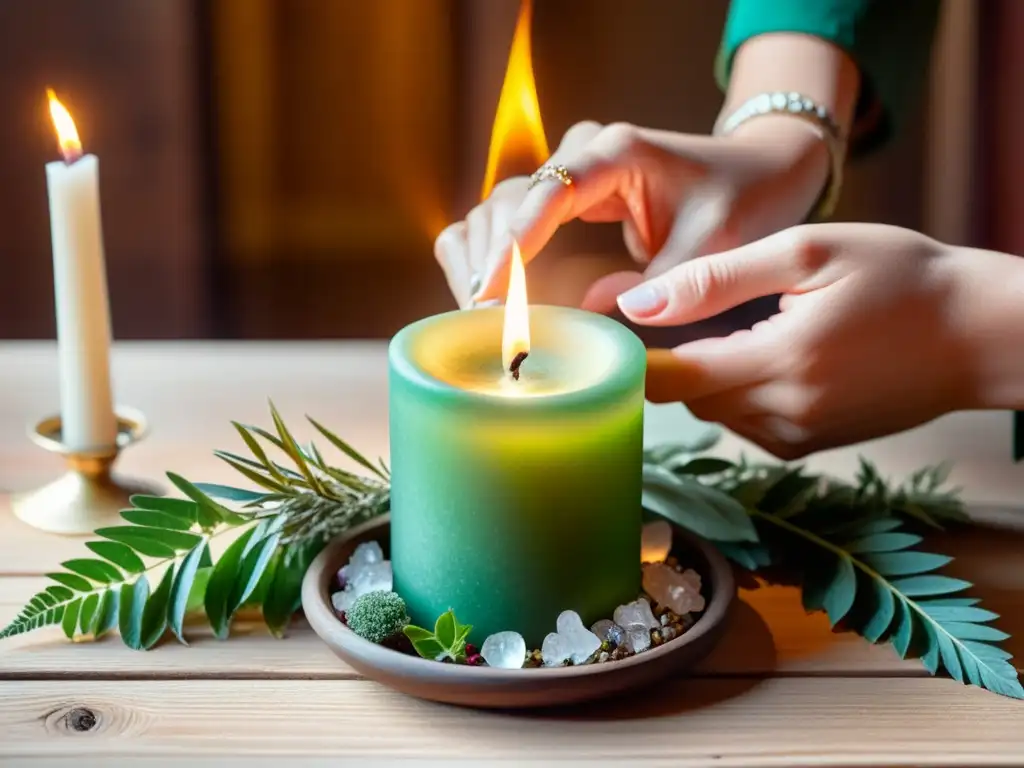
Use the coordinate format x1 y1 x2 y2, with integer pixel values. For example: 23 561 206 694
509 352 528 381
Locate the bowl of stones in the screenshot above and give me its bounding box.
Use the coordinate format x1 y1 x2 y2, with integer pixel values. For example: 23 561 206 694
302 514 736 708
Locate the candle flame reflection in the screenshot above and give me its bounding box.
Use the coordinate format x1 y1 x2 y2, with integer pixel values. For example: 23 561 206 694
480 0 550 200
502 240 530 375
47 89 83 164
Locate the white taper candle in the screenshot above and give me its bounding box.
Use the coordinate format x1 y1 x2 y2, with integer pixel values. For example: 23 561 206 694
45 91 117 451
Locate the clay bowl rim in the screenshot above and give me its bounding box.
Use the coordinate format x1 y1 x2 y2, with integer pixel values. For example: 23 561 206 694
301 513 736 681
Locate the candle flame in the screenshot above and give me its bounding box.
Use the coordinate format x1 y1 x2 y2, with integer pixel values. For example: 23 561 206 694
480 0 550 200
47 89 83 164
502 240 530 375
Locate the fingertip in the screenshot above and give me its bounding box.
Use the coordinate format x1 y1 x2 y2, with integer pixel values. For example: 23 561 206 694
434 221 467 264
616 282 668 323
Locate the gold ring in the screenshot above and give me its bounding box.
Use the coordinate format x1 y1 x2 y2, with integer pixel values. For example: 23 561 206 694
528 164 574 191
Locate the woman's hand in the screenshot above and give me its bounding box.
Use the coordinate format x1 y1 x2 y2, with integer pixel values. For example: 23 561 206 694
633 223 1024 459
435 115 832 311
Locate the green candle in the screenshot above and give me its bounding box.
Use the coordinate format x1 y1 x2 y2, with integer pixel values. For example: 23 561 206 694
388 288 646 647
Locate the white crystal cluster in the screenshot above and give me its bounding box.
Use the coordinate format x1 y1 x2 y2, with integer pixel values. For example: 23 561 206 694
612 598 661 653
541 610 602 666
331 541 393 614
480 631 527 669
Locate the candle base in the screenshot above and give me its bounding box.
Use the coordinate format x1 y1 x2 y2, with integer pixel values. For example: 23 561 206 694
11 407 160 535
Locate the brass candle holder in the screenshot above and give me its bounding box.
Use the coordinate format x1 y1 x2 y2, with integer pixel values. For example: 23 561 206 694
12 406 160 535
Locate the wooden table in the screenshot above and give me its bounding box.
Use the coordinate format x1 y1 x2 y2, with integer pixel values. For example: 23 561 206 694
2 341 1023 766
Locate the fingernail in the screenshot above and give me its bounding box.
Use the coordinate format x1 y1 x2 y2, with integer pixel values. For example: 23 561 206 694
617 283 666 316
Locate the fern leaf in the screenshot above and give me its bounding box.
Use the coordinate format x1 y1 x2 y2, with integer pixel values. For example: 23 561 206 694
0 493 252 648
753 509 1023 699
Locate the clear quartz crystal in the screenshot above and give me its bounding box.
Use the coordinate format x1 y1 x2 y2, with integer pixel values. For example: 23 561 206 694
332 542 392 614
612 598 659 654
541 610 601 666
624 626 651 654
339 541 384 582
481 631 527 669
591 619 625 647
613 598 659 631
643 563 706 614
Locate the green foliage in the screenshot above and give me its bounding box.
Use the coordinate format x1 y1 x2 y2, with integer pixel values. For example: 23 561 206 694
2 404 1017 700
0 401 389 648
642 442 1022 700
347 590 409 644
403 609 473 663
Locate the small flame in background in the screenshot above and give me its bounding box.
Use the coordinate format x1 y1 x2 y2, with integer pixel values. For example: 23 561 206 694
502 239 531 372
480 0 550 201
47 88 83 163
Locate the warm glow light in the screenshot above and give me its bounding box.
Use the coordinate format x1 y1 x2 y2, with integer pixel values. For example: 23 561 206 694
480 0 550 200
47 88 83 164
502 240 530 375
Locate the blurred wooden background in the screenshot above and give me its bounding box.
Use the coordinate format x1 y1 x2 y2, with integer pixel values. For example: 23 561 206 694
0 0 1018 341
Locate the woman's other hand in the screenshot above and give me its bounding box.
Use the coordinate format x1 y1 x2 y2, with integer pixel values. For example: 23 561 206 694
633 223 1024 459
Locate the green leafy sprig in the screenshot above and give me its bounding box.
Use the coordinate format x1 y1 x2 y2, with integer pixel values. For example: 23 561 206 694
403 609 473 662
0 402 388 646
640 433 1022 700
1 409 1018 700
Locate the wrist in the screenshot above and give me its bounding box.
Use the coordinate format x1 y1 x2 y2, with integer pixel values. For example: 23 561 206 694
943 247 1024 411
720 113 833 231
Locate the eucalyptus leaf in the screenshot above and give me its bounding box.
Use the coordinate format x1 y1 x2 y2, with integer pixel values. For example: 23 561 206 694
229 529 281 613
892 575 972 597
60 598 82 640
126 496 199 525
140 564 176 649
61 558 122 584
120 509 196 532
168 540 209 643
891 598 914 657
192 483 268 503
263 545 315 638
167 472 247 526
78 593 100 636
46 572 92 592
94 527 187 558
119 576 151 651
920 604 998 623
862 551 953 576
94 588 120 638
85 541 146 574
204 526 257 639
860 576 895 643
642 466 757 543
845 533 923 554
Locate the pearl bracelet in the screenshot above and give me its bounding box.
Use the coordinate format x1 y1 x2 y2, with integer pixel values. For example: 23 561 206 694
713 92 846 222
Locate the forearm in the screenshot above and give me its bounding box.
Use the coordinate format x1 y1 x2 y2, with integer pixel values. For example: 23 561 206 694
719 32 860 139
716 0 942 156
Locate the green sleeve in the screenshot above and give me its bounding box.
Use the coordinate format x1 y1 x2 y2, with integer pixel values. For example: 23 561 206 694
715 0 942 157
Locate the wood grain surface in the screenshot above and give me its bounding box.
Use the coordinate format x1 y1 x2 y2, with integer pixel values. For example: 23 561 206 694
1 342 1022 765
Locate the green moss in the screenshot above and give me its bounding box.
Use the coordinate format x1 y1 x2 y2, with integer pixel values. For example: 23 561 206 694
347 590 409 644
